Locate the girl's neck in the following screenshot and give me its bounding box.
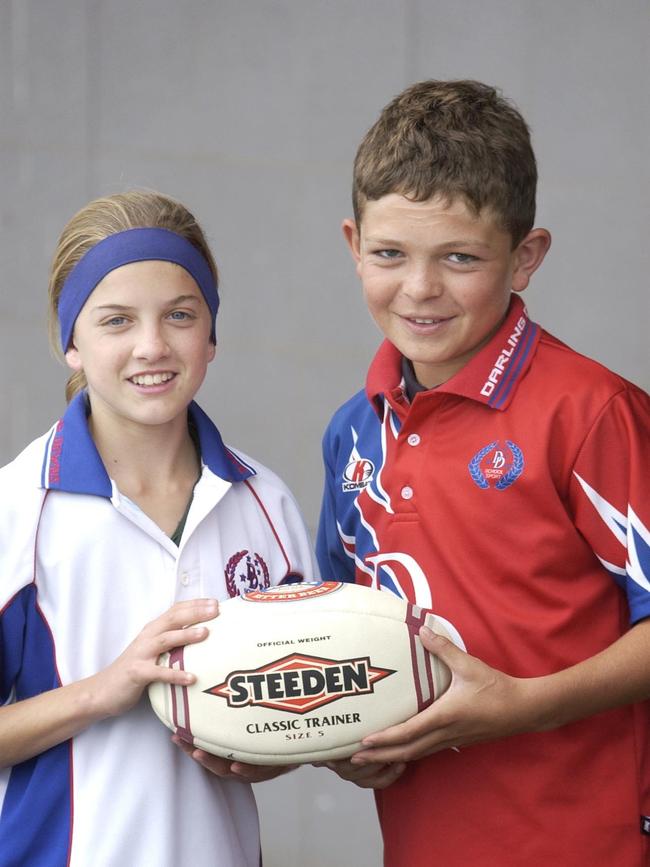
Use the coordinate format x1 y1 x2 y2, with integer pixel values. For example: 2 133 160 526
88 408 200 497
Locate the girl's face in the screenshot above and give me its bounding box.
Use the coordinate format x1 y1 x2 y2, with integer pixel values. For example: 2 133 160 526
65 259 216 435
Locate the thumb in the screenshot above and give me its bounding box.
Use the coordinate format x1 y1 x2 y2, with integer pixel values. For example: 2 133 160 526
419 625 467 668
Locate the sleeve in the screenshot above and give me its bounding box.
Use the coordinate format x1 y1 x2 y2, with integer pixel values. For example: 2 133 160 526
0 483 47 705
316 423 357 584
569 384 650 624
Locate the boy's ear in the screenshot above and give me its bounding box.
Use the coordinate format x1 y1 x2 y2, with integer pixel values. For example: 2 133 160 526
342 218 362 264
511 228 552 293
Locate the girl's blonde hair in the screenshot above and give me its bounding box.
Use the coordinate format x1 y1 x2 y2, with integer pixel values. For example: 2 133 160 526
48 190 218 402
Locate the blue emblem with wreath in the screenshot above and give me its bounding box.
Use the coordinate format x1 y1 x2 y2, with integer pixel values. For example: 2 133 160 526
468 440 524 490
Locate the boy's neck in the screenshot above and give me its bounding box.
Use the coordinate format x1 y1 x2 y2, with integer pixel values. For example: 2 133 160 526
401 357 437 400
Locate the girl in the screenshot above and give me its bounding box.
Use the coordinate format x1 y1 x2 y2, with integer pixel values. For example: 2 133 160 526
0 190 318 866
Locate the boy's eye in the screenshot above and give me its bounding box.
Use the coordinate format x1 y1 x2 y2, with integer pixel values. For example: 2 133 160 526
373 249 402 260
447 252 478 265
105 316 128 327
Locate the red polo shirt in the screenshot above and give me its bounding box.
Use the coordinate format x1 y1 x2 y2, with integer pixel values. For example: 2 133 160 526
317 295 650 865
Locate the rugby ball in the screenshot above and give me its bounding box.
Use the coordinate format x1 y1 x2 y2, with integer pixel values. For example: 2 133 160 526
149 582 463 765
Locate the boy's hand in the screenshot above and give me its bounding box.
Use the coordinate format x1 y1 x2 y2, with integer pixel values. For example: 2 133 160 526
173 736 296 782
313 758 406 790
349 626 535 765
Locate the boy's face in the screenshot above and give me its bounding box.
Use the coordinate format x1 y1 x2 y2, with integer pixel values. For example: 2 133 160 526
344 194 550 388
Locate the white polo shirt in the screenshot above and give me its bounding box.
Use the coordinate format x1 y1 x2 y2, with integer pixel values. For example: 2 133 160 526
0 393 318 867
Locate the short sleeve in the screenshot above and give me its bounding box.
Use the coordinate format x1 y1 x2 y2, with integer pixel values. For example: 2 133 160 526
569 385 650 623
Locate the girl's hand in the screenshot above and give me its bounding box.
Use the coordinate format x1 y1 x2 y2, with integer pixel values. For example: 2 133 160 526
173 736 297 782
92 598 219 718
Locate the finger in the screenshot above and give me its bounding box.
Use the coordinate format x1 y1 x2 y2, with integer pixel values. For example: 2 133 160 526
229 761 297 782
352 728 457 764
148 624 211 660
320 759 406 788
191 750 237 776
152 599 219 632
359 704 446 750
319 758 392 784
354 762 407 789
149 665 197 686
172 741 240 778
420 626 467 667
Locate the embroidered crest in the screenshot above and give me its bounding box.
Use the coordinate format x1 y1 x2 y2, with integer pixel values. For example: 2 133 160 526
468 440 524 490
225 550 270 597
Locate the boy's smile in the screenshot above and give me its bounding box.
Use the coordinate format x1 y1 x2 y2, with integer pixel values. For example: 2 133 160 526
344 194 550 388
65 259 216 434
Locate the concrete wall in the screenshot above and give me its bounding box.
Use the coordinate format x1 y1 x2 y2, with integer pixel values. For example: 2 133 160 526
2 2 648 864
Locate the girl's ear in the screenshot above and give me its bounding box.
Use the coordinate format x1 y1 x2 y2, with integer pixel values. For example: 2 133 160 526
65 345 83 372
511 228 552 293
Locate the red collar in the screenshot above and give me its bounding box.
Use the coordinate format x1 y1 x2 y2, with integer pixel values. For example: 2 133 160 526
366 295 541 413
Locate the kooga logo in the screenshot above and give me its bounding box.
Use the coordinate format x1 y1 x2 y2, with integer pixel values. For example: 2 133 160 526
206 652 394 714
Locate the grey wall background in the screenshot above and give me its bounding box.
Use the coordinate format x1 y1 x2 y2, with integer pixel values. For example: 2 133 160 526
2 1 648 865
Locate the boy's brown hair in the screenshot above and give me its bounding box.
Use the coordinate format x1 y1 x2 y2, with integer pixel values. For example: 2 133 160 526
352 79 537 246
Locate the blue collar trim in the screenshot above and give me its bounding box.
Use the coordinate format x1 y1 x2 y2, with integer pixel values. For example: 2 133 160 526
41 392 253 496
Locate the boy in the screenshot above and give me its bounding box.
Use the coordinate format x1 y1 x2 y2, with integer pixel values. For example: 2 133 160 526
316 80 650 865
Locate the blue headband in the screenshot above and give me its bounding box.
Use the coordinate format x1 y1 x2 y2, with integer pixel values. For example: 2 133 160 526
58 227 219 352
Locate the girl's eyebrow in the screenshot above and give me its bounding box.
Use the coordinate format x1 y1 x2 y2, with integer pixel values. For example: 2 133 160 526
92 294 202 312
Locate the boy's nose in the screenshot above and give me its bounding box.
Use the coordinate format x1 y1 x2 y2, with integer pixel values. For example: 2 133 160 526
402 265 443 300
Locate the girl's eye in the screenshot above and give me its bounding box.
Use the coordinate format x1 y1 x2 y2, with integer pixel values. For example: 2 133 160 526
105 316 128 327
168 310 193 321
447 252 478 265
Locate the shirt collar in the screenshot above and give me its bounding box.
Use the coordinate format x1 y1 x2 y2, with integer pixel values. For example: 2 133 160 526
40 392 254 496
366 295 540 412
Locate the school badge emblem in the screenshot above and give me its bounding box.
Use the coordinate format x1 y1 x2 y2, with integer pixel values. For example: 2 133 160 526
225 550 271 597
468 440 524 490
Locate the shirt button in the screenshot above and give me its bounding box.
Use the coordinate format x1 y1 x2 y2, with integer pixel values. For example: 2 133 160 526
180 573 190 586
401 486 414 500
407 434 421 446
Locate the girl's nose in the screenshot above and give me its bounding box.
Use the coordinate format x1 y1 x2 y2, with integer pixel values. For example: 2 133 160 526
133 324 170 361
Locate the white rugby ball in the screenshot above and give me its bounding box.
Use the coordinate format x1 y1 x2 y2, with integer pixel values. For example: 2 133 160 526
149 582 463 765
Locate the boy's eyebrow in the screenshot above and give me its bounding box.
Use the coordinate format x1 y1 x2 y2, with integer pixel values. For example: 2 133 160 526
366 236 494 249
